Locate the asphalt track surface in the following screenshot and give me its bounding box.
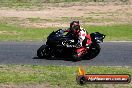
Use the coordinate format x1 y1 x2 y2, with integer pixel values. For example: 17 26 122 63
0 42 132 66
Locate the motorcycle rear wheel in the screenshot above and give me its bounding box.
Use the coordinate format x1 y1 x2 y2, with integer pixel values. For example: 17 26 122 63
86 43 101 59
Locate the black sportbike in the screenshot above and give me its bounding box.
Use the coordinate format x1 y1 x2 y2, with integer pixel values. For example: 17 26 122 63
37 29 105 61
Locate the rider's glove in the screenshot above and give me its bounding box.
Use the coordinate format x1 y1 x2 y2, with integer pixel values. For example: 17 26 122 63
59 29 64 34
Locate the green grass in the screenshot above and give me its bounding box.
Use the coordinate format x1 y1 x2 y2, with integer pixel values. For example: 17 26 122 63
0 65 131 88
0 23 132 41
84 24 132 41
0 0 83 8
0 23 56 41
1 17 115 25
0 0 130 8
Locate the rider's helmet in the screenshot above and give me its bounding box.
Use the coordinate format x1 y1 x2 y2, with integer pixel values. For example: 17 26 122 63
70 21 80 32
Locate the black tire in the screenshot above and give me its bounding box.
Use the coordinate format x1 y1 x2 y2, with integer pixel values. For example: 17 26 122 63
37 45 49 58
86 43 101 59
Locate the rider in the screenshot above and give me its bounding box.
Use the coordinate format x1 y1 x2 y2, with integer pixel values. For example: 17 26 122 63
63 21 87 47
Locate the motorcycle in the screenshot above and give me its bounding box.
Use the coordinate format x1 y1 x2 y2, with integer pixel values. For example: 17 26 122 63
37 29 106 61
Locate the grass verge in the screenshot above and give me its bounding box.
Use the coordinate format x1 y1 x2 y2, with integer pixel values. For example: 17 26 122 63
0 0 130 8
0 23 132 41
0 65 131 88
0 23 55 41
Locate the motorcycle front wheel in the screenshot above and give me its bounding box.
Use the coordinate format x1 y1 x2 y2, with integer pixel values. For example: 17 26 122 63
37 45 50 58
